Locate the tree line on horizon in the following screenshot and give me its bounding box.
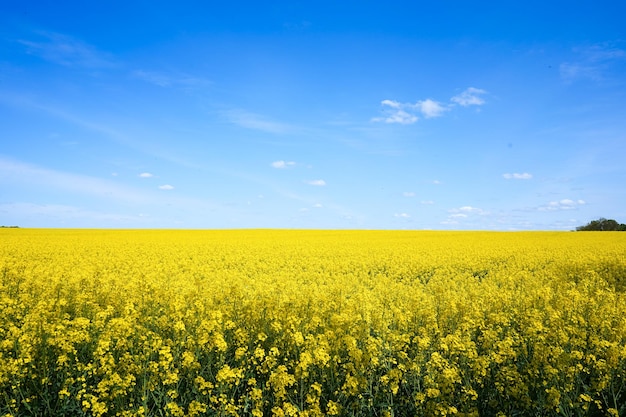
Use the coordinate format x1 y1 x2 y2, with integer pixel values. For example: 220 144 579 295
576 218 626 231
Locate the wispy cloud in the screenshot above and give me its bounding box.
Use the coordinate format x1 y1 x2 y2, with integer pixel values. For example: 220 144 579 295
560 43 626 82
538 199 586 211
158 184 174 190
1 94 123 139
450 87 487 106
18 31 117 68
139 172 154 178
560 63 598 82
0 94 205 171
372 100 416 124
449 205 487 215
442 204 489 226
133 70 211 89
394 213 410 218
503 172 532 180
373 88 486 124
271 160 296 169
223 109 293 134
306 179 326 186
0 157 231 226
0 156 147 203
0 202 143 224
372 98 447 124
403 191 416 197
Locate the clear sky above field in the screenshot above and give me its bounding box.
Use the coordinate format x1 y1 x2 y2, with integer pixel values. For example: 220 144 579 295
1 1 625 229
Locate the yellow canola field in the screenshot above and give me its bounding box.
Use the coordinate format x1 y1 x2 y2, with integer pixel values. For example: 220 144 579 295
1 229 626 417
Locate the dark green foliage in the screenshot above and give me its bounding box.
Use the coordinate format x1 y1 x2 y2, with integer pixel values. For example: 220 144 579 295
576 218 626 231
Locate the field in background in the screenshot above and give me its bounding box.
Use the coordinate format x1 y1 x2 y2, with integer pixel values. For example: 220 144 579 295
1 229 625 416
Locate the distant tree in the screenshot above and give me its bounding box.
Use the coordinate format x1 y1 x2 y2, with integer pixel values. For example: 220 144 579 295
576 218 626 231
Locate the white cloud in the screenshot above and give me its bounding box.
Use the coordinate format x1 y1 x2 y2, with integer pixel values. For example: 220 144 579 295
443 205 488 225
538 199 586 211
449 206 487 215
374 88 486 124
381 99 402 109
0 158 232 227
394 213 411 218
416 99 447 118
403 191 416 197
158 184 174 190
450 87 487 106
373 98 446 124
372 106 418 124
503 172 532 180
139 172 153 178
271 160 296 169
459 206 481 213
313 203 323 208
306 179 326 186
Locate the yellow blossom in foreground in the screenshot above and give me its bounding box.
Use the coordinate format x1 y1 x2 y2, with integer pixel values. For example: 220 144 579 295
1 229 625 416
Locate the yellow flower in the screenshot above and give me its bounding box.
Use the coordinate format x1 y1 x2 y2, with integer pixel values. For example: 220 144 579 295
2 229 626 416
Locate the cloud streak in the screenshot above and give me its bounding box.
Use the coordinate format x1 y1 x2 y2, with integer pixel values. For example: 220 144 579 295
449 205 487 215
373 87 486 124
0 157 231 225
18 31 117 68
372 99 446 124
133 70 212 89
0 202 144 224
394 213 410 218
0 93 207 171
271 160 296 169
560 43 626 82
223 109 293 134
503 172 532 180
538 199 586 211
0 156 148 203
450 87 487 106
442 205 489 225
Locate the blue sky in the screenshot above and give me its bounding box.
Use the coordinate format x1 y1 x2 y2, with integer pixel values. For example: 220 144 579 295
1 1 625 229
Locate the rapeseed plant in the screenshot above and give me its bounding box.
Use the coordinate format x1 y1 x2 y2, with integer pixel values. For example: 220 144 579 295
0 229 625 416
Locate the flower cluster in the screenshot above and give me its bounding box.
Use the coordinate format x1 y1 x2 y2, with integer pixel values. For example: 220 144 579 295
1 229 625 416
